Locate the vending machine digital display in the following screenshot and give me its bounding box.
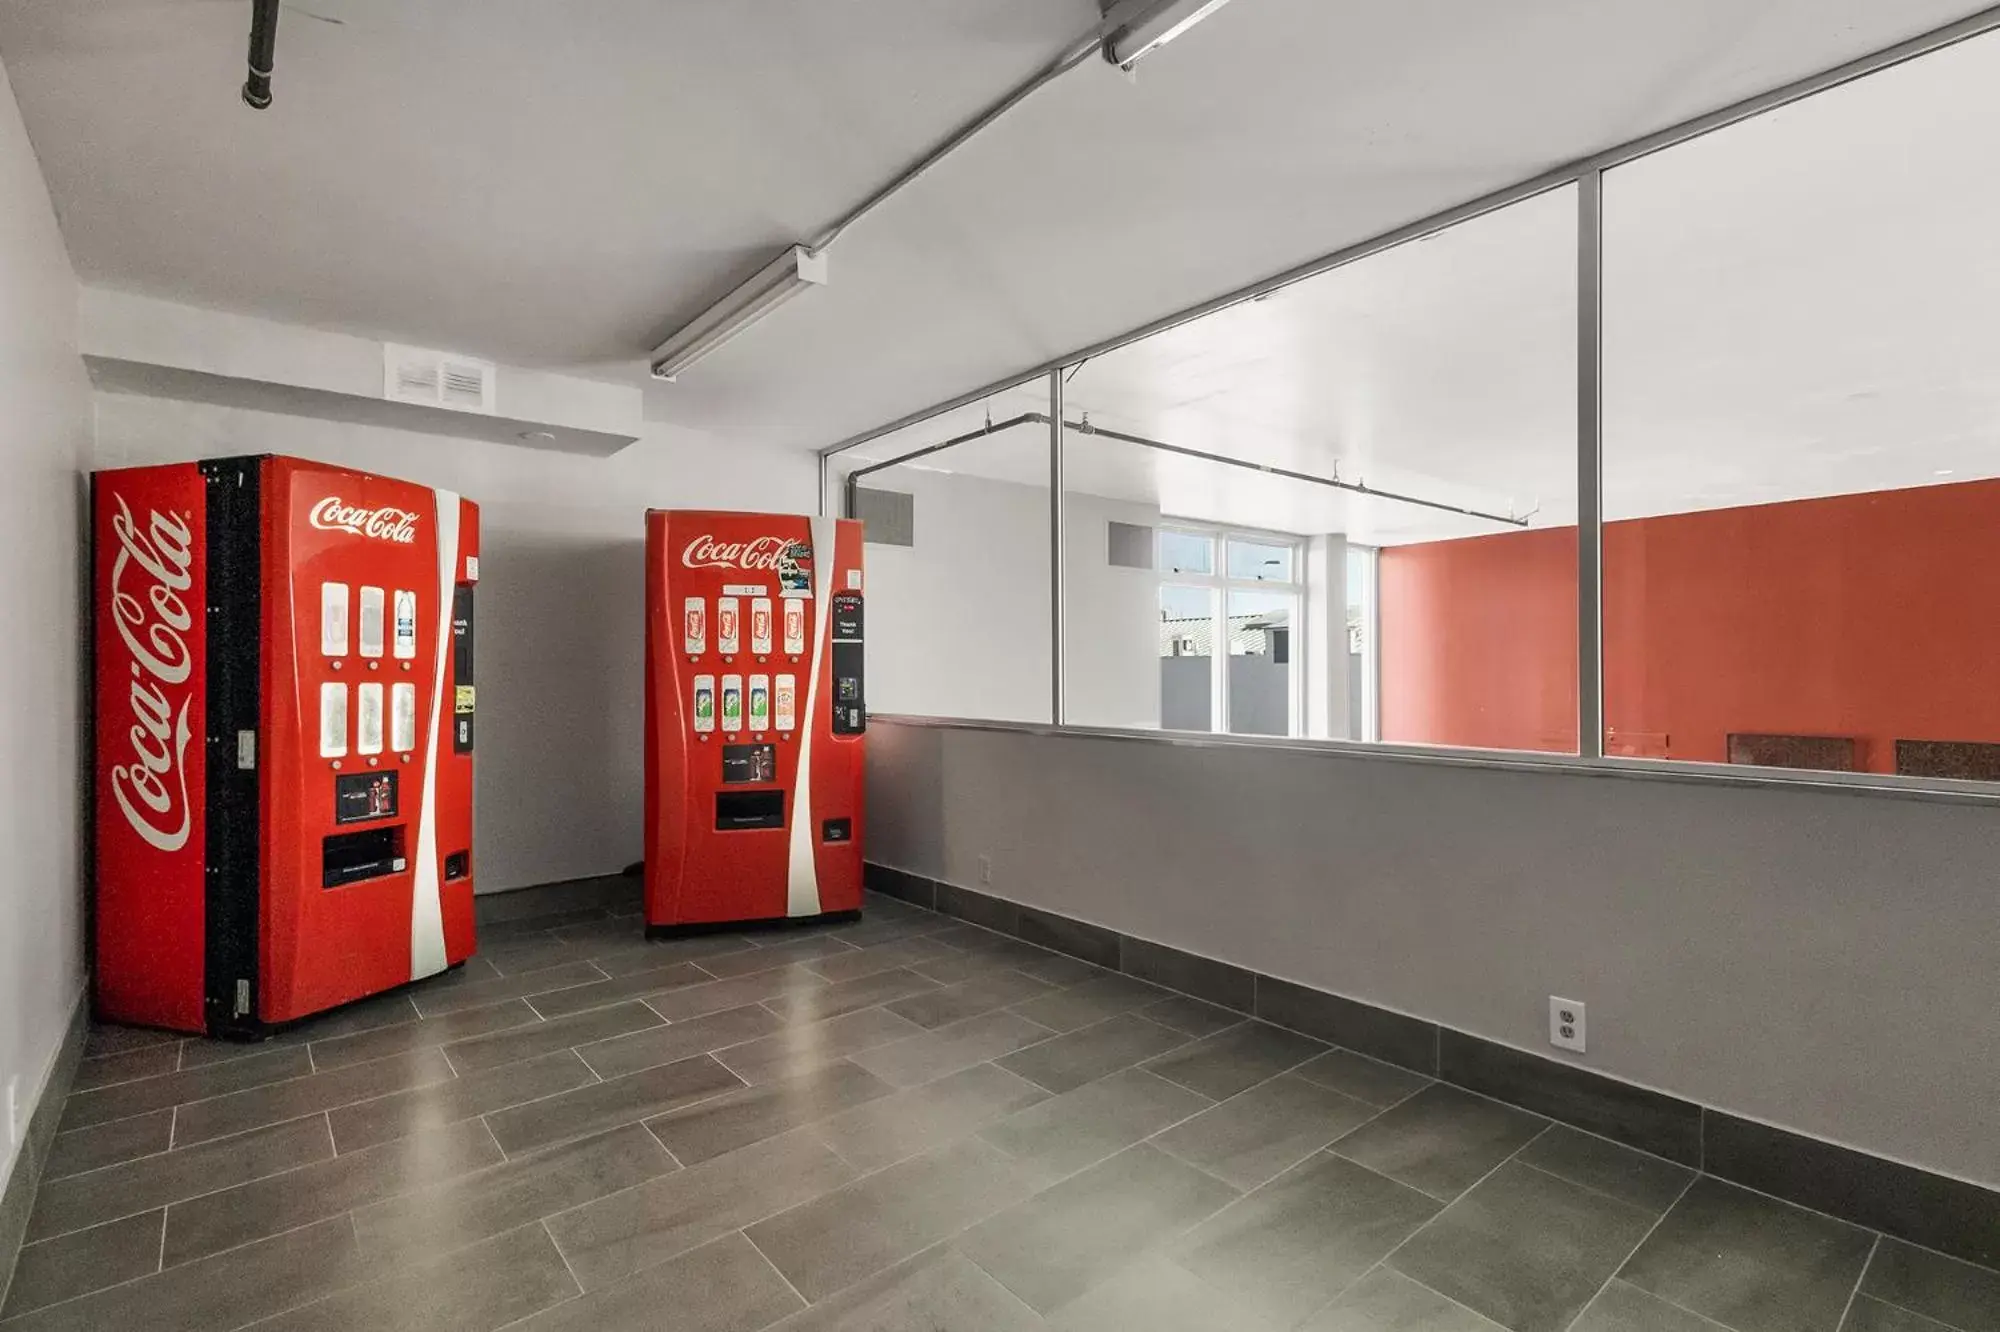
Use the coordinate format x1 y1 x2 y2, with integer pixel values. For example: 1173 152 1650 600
644 510 864 932
93 456 479 1037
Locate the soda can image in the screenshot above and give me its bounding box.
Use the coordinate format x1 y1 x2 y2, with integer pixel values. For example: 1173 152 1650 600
720 675 743 732
750 598 774 654
748 675 770 730
683 597 706 655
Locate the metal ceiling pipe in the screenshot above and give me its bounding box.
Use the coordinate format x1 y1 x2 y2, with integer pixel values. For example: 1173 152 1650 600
242 0 280 110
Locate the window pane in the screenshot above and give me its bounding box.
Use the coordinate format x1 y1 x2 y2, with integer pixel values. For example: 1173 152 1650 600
1159 584 1215 732
832 389 1051 724
1226 588 1293 736
1159 529 1213 575
1603 31 2000 778
1226 538 1293 582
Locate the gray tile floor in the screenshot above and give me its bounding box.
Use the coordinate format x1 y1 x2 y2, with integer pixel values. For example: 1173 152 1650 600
7 879 1999 1332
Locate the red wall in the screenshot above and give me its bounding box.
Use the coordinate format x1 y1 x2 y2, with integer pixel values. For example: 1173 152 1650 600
1378 479 2000 771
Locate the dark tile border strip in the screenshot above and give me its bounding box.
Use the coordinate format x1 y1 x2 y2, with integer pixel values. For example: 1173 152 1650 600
0 987 91 1310
861 860 2000 1270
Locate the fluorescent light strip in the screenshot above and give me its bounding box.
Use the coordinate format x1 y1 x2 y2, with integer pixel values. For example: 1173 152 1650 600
1106 0 1239 68
650 245 829 381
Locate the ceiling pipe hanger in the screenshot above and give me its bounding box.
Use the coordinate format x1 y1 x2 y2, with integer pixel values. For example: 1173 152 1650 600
241 0 280 109
841 408 1531 529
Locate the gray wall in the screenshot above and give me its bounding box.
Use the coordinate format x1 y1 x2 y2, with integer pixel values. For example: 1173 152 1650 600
1160 657 1211 731
0 60 91 1186
866 718 2000 1190
92 393 820 892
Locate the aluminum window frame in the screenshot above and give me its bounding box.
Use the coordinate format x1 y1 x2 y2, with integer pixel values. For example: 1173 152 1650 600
829 5 2000 805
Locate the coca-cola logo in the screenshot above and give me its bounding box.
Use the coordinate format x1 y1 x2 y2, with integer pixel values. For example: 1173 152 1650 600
108 497 197 853
681 534 790 571
309 497 419 543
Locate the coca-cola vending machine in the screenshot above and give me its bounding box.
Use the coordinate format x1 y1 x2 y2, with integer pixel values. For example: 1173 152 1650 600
645 510 865 931
93 456 480 1037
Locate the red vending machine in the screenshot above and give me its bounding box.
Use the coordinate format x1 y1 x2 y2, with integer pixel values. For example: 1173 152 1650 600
93 456 480 1037
644 511 865 933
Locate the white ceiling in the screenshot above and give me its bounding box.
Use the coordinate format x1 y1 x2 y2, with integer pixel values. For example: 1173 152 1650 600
2 0 1992 458
843 24 2000 544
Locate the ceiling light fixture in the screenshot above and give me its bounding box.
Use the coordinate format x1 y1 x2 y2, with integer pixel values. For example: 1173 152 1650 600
1102 0 1240 69
649 245 829 382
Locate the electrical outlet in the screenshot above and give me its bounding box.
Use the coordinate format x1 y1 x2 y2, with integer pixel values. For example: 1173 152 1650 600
1549 997 1586 1054
977 855 993 885
5 1075 20 1146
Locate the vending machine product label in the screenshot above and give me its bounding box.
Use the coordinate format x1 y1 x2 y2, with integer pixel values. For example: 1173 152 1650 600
720 674 743 732
358 586 386 658
683 597 706 655
774 674 797 731
391 682 417 752
716 598 740 654
750 598 773 654
321 582 350 657
782 598 807 655
692 668 716 732
747 674 770 730
356 682 384 754
393 589 418 659
320 682 348 757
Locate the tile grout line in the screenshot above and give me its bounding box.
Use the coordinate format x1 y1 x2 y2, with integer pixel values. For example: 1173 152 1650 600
1510 1157 1676 1219
538 1217 587 1305
738 1227 813 1315
1372 1119 1558 1266
1553 1170 1703 1332
1833 1234 1884 1332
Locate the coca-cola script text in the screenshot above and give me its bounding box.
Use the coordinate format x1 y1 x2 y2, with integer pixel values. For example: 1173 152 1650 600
310 497 419 543
108 497 197 853
681 535 791 571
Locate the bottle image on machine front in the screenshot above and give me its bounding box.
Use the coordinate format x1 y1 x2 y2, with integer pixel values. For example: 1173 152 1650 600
691 674 716 733
719 674 743 732
683 597 706 655
393 589 418 659
716 598 740 654
782 598 806 655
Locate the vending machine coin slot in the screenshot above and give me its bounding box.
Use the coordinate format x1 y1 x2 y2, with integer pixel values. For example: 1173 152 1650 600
444 850 469 881
822 818 852 843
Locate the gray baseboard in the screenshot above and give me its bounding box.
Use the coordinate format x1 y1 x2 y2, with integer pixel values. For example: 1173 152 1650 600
865 861 2000 1270
0 985 91 1312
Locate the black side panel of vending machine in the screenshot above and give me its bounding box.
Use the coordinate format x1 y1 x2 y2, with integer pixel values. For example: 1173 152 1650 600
199 457 263 1038
452 583 474 753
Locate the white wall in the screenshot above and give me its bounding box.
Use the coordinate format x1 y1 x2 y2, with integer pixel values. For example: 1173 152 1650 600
860 466 1160 727
0 61 91 1187
92 392 818 891
868 719 2000 1190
